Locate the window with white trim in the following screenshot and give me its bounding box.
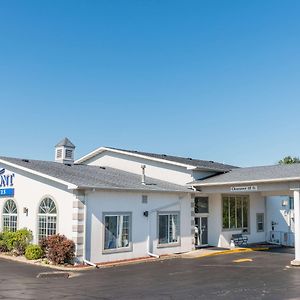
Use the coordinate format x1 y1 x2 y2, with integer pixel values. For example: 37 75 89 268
104 213 131 251
222 195 249 232
38 198 57 241
158 212 180 245
3 199 17 232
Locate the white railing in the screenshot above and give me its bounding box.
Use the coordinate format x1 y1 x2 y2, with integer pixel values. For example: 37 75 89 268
269 231 294 247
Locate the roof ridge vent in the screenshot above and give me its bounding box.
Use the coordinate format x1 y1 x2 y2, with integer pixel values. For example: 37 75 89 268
22 159 29 163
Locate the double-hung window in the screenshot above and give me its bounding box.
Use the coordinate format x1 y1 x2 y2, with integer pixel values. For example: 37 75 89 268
158 212 180 246
222 195 249 232
104 213 131 252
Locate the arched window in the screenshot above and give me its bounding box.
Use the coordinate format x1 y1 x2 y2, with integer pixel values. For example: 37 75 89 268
3 199 17 232
38 197 57 241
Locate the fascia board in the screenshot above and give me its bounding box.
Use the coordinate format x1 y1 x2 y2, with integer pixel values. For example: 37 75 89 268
0 159 78 190
76 147 193 169
75 147 107 164
75 185 195 194
191 177 300 187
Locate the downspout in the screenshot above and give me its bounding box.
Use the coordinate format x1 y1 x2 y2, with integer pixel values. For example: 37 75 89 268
146 200 181 259
83 258 98 268
82 191 98 268
147 216 159 258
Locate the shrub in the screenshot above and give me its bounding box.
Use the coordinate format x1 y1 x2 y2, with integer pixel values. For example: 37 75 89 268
25 244 44 260
1 231 15 252
0 240 8 252
41 234 75 265
1 229 33 255
0 233 7 252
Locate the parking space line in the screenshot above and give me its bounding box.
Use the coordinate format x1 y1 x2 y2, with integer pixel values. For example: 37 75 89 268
233 258 253 263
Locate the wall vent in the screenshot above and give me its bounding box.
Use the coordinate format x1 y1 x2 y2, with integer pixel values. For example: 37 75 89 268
142 195 148 204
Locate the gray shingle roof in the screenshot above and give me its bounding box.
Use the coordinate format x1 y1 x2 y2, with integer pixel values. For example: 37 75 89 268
55 138 75 148
0 157 192 192
192 163 300 186
107 147 237 172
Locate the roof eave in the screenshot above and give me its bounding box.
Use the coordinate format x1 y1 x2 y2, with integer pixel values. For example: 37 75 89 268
188 166 232 172
0 159 78 190
190 177 300 187
74 185 195 193
76 147 234 172
76 147 195 168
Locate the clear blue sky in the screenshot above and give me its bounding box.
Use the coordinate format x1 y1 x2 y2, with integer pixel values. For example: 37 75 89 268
1 0 300 167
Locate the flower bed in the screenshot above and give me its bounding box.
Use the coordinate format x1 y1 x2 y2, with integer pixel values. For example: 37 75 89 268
0 229 76 266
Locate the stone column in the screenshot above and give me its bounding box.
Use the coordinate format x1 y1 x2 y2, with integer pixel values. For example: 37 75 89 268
72 193 85 263
291 189 300 266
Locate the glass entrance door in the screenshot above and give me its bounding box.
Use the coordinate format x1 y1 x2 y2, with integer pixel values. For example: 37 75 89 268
195 217 208 247
200 217 208 246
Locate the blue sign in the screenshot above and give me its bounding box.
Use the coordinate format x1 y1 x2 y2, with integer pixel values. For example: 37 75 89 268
0 188 14 197
0 169 15 188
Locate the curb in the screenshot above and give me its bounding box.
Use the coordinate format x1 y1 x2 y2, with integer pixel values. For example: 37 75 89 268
96 254 179 269
0 253 179 271
0 254 94 272
195 247 270 259
37 272 70 279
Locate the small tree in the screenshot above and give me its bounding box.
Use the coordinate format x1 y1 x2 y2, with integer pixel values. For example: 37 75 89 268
278 156 300 164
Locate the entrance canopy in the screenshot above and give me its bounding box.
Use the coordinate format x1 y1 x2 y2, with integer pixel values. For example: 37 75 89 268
190 163 300 266
190 163 300 194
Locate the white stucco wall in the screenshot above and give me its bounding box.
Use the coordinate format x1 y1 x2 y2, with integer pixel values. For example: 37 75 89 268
207 192 266 248
83 151 214 185
0 167 75 244
266 195 294 235
85 190 193 263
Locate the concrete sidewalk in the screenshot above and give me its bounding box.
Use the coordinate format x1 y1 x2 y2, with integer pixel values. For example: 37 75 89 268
181 245 271 259
181 247 231 258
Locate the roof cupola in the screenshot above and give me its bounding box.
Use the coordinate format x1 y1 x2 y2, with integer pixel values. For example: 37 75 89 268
55 137 75 164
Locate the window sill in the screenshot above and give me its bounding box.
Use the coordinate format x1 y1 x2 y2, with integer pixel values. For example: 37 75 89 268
222 229 250 234
102 246 133 255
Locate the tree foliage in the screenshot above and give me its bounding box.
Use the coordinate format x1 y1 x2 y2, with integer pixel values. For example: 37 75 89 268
278 156 300 164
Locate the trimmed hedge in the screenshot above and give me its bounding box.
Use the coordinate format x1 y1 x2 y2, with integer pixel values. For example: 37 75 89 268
25 244 44 260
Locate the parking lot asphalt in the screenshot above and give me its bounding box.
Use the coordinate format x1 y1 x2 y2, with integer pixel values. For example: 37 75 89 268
1 248 300 300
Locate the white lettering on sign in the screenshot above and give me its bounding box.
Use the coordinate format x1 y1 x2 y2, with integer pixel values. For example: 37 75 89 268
230 186 258 192
0 169 15 188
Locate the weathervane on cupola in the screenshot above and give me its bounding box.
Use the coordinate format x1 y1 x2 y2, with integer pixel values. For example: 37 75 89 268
55 137 76 165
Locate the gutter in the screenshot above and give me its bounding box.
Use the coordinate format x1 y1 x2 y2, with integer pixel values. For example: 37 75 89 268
75 185 194 194
191 177 300 187
146 200 181 258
